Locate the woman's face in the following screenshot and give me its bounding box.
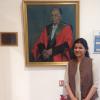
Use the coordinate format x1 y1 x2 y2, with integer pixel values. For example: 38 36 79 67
74 43 86 58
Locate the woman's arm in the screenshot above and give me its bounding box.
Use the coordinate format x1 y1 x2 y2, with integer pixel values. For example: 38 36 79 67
83 60 98 100
65 84 78 100
83 85 97 100
64 64 78 100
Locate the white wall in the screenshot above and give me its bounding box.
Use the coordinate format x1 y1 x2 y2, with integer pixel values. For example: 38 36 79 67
0 0 100 100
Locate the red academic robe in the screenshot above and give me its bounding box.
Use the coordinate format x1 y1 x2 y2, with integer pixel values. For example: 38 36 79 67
32 24 73 62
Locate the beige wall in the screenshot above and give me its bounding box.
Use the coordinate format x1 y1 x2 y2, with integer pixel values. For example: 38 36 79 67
0 0 100 100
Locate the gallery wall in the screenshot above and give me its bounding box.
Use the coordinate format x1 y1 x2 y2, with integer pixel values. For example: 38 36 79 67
0 0 100 100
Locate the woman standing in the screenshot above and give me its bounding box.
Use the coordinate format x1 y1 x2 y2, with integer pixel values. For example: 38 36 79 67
65 38 98 100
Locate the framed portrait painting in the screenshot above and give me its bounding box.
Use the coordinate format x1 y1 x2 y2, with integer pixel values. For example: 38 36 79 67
23 0 79 66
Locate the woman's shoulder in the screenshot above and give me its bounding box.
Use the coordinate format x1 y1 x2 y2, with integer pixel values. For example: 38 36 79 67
84 57 92 61
68 59 76 64
68 57 92 64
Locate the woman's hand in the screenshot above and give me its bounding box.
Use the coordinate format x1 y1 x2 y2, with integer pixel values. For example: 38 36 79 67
71 97 78 100
83 98 90 100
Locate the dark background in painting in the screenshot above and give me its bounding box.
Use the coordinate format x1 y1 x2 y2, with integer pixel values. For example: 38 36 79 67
27 5 76 62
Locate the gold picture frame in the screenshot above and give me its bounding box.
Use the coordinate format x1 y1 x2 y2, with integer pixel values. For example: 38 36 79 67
23 0 79 66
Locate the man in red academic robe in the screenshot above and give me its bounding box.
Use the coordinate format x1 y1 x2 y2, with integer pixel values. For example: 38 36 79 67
32 7 73 62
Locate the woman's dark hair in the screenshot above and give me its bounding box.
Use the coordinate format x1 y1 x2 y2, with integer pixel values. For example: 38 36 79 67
71 38 90 59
